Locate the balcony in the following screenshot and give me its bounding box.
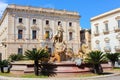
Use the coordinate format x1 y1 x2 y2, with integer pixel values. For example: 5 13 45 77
114 26 120 32
6 34 40 42
115 46 120 52
103 29 109 35
94 31 99 36
104 46 111 53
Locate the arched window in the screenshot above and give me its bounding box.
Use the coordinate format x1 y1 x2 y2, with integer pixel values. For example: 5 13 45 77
46 20 49 25
58 21 61 26
69 22 72 27
33 19 36 24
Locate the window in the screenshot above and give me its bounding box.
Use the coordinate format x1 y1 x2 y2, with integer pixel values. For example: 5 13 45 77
69 32 73 40
80 30 85 42
33 19 36 24
58 21 61 26
18 48 23 55
45 31 50 39
33 48 37 51
32 30 37 39
19 18 22 23
105 23 109 31
118 20 120 28
95 26 99 33
105 42 111 51
69 22 72 27
18 30 23 39
46 20 49 25
96 44 101 50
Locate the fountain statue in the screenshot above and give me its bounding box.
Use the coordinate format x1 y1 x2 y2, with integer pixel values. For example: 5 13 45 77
50 24 67 62
76 43 91 60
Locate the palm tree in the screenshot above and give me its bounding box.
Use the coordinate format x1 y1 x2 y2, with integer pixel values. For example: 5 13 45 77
25 49 49 76
86 51 106 74
106 53 120 68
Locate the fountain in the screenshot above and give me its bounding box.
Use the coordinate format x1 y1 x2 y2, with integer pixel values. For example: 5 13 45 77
50 24 70 62
44 25 92 74
10 25 111 76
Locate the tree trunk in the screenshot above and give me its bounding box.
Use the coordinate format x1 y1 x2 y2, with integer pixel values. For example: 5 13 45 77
93 64 103 74
34 60 39 76
111 61 115 69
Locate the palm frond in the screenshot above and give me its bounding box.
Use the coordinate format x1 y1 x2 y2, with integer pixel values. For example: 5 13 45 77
86 51 106 64
25 49 49 61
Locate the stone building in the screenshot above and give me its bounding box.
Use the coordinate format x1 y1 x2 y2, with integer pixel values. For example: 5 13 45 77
80 29 91 49
0 4 80 60
91 8 120 53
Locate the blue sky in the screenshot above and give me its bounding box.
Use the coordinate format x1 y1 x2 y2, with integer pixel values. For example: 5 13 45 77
0 0 120 29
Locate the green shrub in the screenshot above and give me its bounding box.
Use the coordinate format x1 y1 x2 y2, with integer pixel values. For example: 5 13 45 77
106 53 120 68
9 54 24 62
0 60 11 73
86 51 106 74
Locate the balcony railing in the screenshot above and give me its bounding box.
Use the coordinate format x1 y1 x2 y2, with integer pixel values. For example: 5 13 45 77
94 31 99 36
4 34 54 43
114 26 120 32
115 46 120 52
103 29 109 34
5 34 40 42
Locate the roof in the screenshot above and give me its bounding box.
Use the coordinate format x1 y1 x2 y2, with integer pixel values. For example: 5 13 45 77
0 4 80 25
90 8 120 21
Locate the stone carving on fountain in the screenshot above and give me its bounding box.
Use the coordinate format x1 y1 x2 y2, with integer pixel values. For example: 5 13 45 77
75 43 91 62
50 24 67 62
50 24 91 63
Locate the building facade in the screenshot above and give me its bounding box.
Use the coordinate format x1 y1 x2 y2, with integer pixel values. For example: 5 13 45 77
80 29 91 49
0 4 80 60
91 8 120 53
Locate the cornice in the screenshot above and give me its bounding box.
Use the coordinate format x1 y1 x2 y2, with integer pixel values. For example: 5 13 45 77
115 16 120 20
17 24 26 29
91 8 120 22
31 25 39 30
0 4 80 27
68 27 75 32
103 20 109 23
7 4 80 18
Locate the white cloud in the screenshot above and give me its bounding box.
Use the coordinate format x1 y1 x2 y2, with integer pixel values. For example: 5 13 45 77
0 1 8 18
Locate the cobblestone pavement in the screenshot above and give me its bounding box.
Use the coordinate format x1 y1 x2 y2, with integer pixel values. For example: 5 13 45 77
0 74 120 80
